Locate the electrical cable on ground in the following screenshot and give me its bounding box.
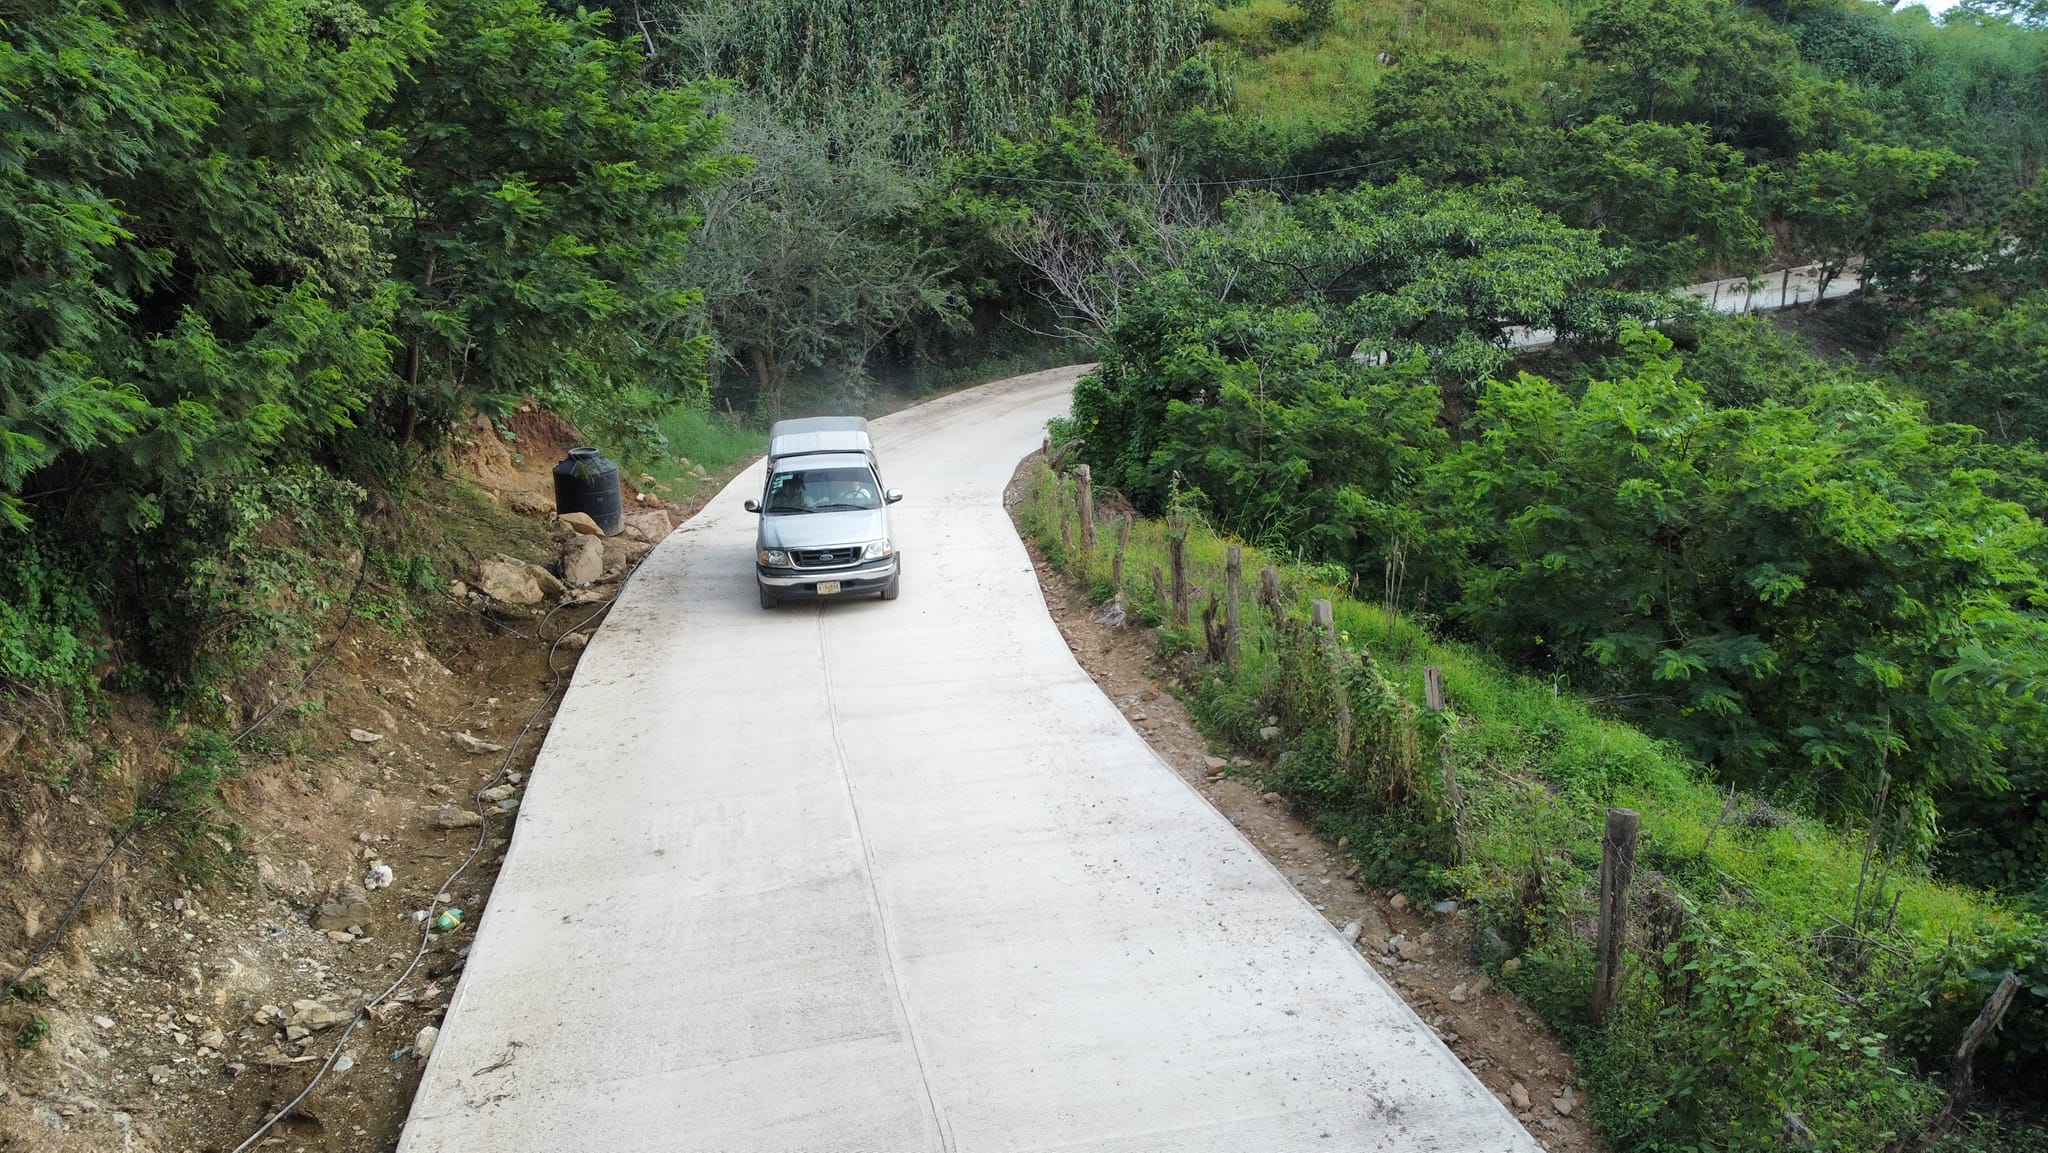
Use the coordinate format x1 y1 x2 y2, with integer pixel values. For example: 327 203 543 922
227 578 628 1152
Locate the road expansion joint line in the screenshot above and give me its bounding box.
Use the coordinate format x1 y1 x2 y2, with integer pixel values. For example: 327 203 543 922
815 612 954 1153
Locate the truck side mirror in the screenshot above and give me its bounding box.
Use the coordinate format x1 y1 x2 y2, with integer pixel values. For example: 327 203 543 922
744 499 761 513
885 490 903 504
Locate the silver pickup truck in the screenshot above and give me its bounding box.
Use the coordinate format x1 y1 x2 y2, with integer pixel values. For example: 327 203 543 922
744 417 902 608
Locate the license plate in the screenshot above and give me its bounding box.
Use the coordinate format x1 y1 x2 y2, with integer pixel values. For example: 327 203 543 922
815 581 842 595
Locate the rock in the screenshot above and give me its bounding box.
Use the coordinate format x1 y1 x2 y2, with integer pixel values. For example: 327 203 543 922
415 1025 439 1060
285 1025 311 1042
1357 907 1391 954
1394 935 1421 962
1257 725 1283 742
1389 893 1408 911
348 728 383 744
364 863 394 890
288 999 351 1031
1553 1085 1577 1117
556 632 589 651
507 490 554 516
561 536 604 585
199 1027 225 1049
255 856 318 900
601 535 652 573
254 1005 281 1025
325 929 356 943
450 731 506 755
1340 921 1362 944
1095 601 1126 628
524 562 566 598
1203 756 1228 772
1336 835 1351 852
1501 957 1522 975
312 885 372 930
479 784 517 803
433 806 483 830
335 1051 357 1074
621 509 673 544
149 1065 172 1085
476 557 544 605
1261 791 1283 804
1433 899 1459 914
94 1015 116 1030
1510 1082 1531 1111
1447 982 1469 1003
557 511 604 537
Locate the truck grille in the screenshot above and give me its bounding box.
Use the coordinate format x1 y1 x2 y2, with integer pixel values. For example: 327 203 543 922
792 547 860 569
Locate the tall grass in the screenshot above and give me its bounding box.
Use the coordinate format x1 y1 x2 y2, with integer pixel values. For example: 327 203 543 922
1019 459 2046 1151
658 0 1207 149
1213 0 1582 129
645 403 767 496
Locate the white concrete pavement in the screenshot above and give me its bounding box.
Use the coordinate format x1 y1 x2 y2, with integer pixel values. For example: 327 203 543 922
397 365 1536 1153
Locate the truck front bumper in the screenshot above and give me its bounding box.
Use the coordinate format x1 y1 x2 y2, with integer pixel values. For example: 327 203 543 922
756 557 898 599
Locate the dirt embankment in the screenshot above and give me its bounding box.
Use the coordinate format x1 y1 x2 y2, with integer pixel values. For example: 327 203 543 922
1005 459 1604 1153
0 412 726 1153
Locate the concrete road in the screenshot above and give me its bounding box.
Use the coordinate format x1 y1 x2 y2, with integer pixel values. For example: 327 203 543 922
397 366 1535 1153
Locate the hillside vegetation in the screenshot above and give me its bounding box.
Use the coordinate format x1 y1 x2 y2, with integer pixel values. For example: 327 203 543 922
1021 466 2046 1151
5 0 2048 1147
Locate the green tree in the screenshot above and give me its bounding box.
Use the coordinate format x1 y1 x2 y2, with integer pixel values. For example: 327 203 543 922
679 95 962 418
1883 291 2048 445
1 0 728 692
1782 142 1970 301
1573 0 1868 157
1069 179 1657 528
929 103 1190 339
1534 117 1770 287
1435 327 2048 824
1330 54 1534 186
381 0 730 447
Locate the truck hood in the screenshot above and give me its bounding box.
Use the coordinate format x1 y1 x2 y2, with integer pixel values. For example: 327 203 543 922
757 508 889 551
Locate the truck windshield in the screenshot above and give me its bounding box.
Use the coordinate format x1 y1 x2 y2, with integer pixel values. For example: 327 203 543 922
763 467 881 513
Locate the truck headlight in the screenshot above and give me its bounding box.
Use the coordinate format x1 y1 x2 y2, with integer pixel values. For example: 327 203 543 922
758 549 790 567
861 540 893 561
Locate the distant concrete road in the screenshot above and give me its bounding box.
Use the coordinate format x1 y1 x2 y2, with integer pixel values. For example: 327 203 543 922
397 366 1535 1153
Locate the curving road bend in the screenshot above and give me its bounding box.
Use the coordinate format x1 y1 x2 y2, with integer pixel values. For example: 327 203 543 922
396 366 1535 1153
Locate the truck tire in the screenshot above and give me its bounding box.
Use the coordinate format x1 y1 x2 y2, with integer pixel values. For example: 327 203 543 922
879 573 900 601
758 584 778 609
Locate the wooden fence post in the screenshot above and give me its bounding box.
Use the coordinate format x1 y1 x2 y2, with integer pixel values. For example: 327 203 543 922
1591 808 1642 1025
1259 566 1282 628
1075 464 1096 561
1110 517 1130 599
1224 546 1243 671
1311 599 1353 758
1151 565 1165 617
1202 591 1225 661
1424 665 1461 863
1905 970 2026 1152
1168 522 1189 627
1951 971 2023 1099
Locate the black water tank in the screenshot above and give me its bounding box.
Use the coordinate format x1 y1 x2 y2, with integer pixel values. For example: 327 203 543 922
552 447 623 535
